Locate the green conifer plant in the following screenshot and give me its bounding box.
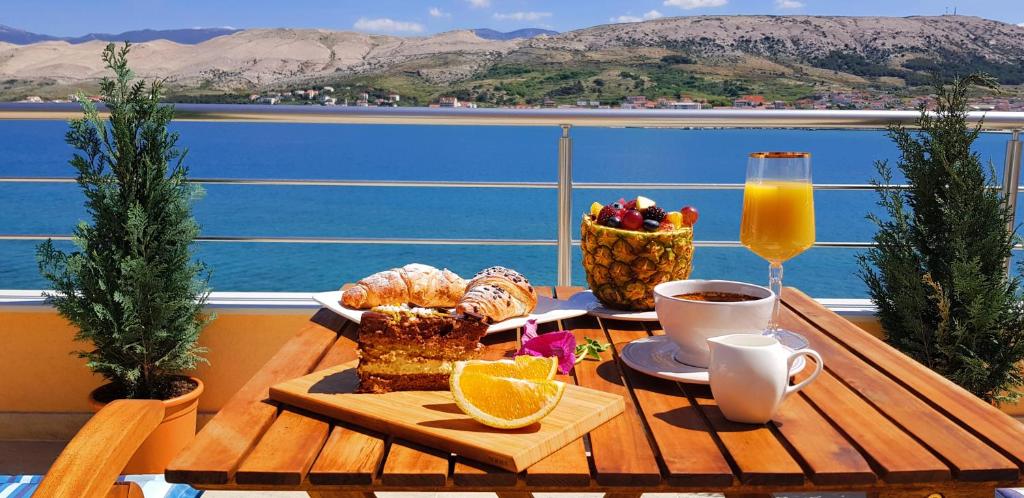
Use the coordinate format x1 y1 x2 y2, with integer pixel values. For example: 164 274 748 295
859 74 1024 403
37 42 212 400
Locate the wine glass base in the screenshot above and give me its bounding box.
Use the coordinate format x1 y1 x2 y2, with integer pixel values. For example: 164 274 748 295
762 329 810 351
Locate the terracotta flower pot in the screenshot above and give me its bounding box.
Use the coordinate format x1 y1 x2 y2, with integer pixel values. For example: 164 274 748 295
88 377 204 474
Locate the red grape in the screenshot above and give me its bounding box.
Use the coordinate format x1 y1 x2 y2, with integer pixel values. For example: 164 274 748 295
620 209 644 230
680 205 699 226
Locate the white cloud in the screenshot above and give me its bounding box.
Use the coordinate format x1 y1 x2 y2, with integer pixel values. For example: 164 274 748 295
467 0 490 7
663 0 727 9
493 11 552 21
610 10 665 23
1018 22 1024 27
429 7 451 18
775 0 804 8
353 17 425 33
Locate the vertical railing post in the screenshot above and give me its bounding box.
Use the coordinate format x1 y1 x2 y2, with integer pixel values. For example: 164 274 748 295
1003 130 1022 271
557 124 573 287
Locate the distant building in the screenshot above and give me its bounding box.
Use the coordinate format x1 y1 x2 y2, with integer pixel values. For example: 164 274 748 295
771 100 787 109
321 96 337 106
355 98 370 107
542 97 556 108
360 92 370 101
22 96 43 103
322 86 335 93
293 90 306 97
248 94 260 102
439 96 459 108
305 89 319 99
388 92 400 103
257 96 279 105
733 95 766 108
663 100 702 110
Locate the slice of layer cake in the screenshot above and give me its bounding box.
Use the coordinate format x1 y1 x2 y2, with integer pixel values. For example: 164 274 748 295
357 306 488 393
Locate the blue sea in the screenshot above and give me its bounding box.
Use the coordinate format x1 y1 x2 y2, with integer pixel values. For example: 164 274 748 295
0 120 1017 297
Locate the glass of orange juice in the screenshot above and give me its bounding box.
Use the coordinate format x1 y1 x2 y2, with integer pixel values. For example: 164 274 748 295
740 152 815 336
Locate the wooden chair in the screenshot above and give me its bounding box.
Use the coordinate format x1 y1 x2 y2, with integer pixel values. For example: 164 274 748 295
32 399 165 498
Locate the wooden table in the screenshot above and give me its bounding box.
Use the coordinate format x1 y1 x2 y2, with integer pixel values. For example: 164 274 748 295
166 287 1024 498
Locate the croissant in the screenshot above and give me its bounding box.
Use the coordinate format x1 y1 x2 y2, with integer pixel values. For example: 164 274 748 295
341 263 466 309
456 266 537 323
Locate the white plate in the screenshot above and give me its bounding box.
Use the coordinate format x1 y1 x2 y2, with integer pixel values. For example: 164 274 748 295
312 291 589 334
566 290 659 321
619 335 808 385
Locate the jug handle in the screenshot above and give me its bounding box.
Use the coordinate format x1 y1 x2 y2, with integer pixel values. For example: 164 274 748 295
785 349 823 398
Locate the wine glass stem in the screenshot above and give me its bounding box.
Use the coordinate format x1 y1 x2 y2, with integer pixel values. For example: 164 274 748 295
768 261 783 333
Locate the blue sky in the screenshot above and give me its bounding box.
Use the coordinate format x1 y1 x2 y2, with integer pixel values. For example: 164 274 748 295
4 0 1022 37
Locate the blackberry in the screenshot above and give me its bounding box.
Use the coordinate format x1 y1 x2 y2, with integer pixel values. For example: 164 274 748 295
643 205 666 222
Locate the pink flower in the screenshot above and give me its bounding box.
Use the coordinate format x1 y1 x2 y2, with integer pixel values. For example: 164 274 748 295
516 319 577 374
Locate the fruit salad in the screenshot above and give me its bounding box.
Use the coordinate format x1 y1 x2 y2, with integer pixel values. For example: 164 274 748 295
587 196 699 232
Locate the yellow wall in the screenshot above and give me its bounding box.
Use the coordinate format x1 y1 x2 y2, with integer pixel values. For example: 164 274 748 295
0 308 311 413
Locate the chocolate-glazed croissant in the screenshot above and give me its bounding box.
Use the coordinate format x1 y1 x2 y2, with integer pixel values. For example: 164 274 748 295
456 266 537 323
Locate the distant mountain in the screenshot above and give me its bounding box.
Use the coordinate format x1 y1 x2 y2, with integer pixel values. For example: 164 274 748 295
472 28 557 40
2 16 1024 105
64 28 241 44
0 25 58 44
0 26 240 45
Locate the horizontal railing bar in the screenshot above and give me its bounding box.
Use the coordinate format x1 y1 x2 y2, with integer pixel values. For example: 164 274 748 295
0 234 557 246
0 177 928 191
2 104 1024 130
4 233 1021 250
0 177 557 188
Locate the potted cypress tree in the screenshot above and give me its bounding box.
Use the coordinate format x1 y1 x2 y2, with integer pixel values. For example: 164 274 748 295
859 74 1024 403
37 42 213 472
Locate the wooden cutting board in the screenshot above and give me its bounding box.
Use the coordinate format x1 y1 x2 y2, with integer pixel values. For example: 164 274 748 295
269 361 624 472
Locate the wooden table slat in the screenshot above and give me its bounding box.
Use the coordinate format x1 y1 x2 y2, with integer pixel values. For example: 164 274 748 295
165 311 341 484
308 424 387 485
572 322 661 487
784 287 1024 470
796 366 951 483
683 383 805 486
234 409 331 485
779 299 1019 481
604 322 735 487
237 321 363 485
769 385 876 485
381 440 450 487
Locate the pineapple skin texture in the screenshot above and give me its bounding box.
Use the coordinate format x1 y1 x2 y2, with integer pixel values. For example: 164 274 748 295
581 216 694 311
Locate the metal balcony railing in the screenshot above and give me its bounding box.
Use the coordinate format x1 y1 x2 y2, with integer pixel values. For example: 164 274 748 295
1 103 1022 285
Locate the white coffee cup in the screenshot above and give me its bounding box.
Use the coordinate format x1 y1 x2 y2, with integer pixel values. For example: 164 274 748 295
653 280 774 368
707 333 823 424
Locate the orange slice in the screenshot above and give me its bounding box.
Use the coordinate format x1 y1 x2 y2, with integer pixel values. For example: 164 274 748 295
458 355 559 381
450 358 565 429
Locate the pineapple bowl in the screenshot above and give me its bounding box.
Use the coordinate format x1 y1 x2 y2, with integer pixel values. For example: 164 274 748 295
581 213 694 311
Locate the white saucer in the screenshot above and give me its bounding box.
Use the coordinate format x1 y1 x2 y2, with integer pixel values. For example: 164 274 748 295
619 335 808 385
566 290 659 321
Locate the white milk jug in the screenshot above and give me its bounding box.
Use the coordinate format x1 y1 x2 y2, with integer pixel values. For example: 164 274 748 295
707 333 823 424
